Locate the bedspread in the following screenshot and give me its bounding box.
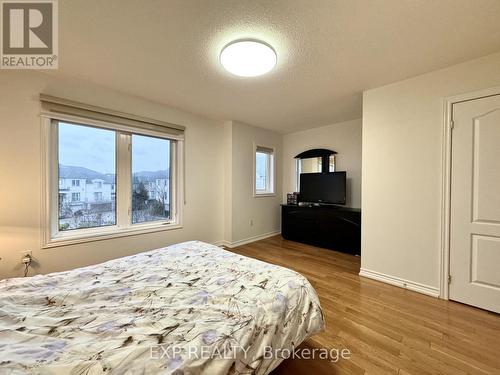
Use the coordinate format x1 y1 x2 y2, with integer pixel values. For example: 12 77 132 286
0 241 324 374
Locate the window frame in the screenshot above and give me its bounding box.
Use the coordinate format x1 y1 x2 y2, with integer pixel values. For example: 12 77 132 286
41 112 184 248
253 143 276 197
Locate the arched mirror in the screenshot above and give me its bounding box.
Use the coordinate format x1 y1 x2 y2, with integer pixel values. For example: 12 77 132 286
294 149 337 190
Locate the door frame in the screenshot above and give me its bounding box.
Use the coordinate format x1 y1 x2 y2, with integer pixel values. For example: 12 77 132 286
440 85 500 299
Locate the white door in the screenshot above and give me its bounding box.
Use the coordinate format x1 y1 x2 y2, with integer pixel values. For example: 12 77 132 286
450 94 500 313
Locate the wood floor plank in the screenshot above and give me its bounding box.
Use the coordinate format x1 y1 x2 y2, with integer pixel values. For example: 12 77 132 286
229 236 500 375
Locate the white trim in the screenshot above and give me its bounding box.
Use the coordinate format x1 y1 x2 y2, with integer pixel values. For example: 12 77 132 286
359 268 440 298
440 97 453 300
218 230 281 248
116 133 131 229
440 85 500 299
44 224 183 249
253 193 277 198
40 117 51 248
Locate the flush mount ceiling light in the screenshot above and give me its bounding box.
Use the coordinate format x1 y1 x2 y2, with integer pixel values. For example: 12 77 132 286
220 40 277 77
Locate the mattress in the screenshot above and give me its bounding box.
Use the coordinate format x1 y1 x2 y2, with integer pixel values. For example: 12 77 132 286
0 241 324 374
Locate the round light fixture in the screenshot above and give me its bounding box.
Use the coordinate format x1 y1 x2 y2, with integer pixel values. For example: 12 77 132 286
220 40 277 77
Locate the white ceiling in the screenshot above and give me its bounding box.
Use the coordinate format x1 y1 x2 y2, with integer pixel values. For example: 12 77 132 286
57 0 500 133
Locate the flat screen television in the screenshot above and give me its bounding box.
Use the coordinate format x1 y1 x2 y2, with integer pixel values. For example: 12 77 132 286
299 172 346 205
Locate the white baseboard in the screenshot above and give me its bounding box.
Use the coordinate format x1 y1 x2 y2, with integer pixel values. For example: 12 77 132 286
214 230 281 249
359 268 440 298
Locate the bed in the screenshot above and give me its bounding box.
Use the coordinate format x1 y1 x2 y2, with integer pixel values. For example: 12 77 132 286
0 241 324 374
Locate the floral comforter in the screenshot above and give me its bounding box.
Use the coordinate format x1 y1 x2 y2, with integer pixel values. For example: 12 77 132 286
0 241 324 374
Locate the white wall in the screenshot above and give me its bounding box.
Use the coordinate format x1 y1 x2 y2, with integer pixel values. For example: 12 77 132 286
223 121 233 243
362 52 500 291
282 119 362 208
0 71 225 279
223 121 282 245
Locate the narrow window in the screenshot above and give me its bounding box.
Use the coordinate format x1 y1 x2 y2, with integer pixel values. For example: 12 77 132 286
254 145 275 196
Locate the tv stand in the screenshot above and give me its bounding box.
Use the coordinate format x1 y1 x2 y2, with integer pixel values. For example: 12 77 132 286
281 204 361 255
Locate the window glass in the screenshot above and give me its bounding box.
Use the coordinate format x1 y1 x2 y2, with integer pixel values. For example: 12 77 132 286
58 122 116 231
255 146 274 195
255 151 269 191
131 134 171 224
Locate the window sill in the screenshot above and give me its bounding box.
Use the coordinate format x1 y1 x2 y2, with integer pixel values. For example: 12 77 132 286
253 192 276 198
43 222 182 249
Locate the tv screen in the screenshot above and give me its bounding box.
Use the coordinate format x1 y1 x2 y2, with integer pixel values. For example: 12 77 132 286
299 172 346 205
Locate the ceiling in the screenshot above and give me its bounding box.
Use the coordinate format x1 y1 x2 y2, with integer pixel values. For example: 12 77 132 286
57 0 500 133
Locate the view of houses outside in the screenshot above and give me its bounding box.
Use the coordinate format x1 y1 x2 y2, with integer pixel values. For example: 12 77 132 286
58 168 170 230
58 169 116 230
58 123 171 231
131 134 171 224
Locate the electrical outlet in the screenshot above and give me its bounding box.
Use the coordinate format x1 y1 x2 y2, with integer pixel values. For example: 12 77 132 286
20 250 32 257
21 250 32 264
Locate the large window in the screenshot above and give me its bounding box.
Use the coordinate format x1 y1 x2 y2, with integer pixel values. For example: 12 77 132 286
43 109 183 247
254 145 275 196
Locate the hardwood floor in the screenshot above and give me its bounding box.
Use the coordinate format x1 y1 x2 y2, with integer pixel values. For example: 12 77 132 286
230 236 500 375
